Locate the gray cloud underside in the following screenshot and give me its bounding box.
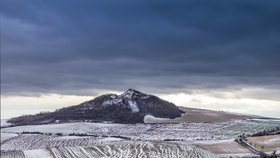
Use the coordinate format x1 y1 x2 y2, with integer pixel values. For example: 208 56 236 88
1 0 280 96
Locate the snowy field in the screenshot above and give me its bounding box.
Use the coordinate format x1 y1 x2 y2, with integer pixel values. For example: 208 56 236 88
1 134 124 151
1 141 215 158
2 119 280 141
1 132 18 141
1 118 280 158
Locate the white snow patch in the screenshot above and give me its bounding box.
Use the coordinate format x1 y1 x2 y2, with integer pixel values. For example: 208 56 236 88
96 137 124 142
144 115 171 123
1 119 12 127
121 89 134 99
1 132 18 141
103 99 115 106
24 149 53 158
110 94 118 99
128 100 139 113
103 95 123 106
50 135 90 140
250 118 280 122
141 95 150 99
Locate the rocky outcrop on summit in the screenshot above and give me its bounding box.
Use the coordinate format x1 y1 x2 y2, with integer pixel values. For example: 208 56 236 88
8 89 184 125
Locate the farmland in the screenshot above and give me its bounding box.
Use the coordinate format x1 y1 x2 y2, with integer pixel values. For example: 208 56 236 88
247 135 280 153
1 118 280 157
2 119 279 141
197 139 258 157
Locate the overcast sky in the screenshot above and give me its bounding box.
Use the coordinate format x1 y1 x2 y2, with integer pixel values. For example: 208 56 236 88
1 0 280 118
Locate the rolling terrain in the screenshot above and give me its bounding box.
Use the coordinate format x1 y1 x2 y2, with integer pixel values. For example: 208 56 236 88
1 90 280 157
1 116 280 157
8 89 184 125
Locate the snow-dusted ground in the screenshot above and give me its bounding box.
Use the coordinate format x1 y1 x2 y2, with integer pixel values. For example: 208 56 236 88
24 149 53 158
1 119 12 127
50 141 216 158
144 115 172 123
1 119 280 158
0 132 18 142
100 89 145 112
2 119 279 141
0 134 125 151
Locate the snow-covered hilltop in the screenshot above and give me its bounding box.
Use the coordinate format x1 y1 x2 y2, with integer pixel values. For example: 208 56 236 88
8 89 184 125
92 89 149 113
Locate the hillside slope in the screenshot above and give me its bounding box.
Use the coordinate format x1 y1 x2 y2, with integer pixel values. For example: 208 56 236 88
8 89 184 125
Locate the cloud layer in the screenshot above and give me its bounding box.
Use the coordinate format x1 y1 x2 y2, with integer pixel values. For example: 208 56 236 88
1 0 280 96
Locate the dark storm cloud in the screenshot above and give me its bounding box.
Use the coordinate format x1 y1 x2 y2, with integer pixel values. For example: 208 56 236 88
1 0 280 96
